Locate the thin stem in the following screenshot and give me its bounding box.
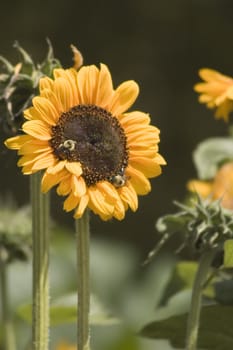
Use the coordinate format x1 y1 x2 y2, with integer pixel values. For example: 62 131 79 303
185 249 216 350
30 172 50 350
75 209 90 350
0 260 16 350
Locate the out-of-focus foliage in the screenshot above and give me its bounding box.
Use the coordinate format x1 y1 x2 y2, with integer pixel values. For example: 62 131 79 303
0 198 31 263
141 305 233 350
192 137 233 180
3 220 177 350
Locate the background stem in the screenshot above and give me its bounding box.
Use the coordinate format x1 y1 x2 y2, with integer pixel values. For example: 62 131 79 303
30 172 50 350
0 260 16 350
75 209 90 350
185 250 216 350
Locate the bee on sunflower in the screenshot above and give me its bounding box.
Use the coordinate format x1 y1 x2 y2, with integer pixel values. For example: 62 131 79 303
5 55 165 221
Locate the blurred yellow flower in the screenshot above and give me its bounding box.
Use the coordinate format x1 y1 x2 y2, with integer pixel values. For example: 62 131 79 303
55 341 76 350
194 68 233 122
5 63 165 221
187 162 233 210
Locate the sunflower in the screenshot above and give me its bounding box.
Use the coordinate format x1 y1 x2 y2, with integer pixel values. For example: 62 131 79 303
187 162 233 210
5 64 165 220
194 68 233 122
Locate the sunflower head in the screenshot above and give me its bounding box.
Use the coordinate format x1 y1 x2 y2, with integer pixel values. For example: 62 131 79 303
5 62 166 221
194 68 233 122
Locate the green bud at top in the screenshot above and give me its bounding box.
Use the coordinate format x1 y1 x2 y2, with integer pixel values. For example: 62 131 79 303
0 40 61 135
150 195 233 264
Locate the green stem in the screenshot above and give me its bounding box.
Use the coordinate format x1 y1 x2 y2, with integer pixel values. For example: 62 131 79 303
185 250 216 350
30 172 50 350
75 209 90 350
0 260 16 350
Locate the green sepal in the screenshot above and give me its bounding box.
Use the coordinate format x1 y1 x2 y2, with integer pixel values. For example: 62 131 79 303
13 41 35 76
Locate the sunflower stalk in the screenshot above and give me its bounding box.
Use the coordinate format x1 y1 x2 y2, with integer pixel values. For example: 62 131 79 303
30 172 50 350
0 260 16 350
75 209 90 350
185 249 216 350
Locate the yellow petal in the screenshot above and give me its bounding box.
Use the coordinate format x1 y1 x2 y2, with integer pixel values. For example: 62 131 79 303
112 198 125 220
18 140 50 155
126 165 151 195
22 120 51 140
88 186 114 218
118 111 150 126
41 169 68 192
109 80 139 116
71 175 86 196
95 64 114 108
130 157 162 178
53 68 79 105
226 85 233 100
129 149 157 159
129 142 158 150
22 164 34 174
96 181 119 203
118 183 138 212
39 76 54 92
74 194 89 219
77 65 99 104
65 162 82 176
63 192 80 212
24 106 45 121
53 77 74 112
31 152 56 171
127 129 159 144
155 153 167 165
198 68 233 84
4 135 31 150
47 160 66 174
40 88 63 116
56 176 72 195
32 96 59 125
17 151 51 167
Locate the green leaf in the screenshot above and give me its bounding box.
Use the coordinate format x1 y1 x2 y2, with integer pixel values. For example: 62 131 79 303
140 305 233 350
17 293 119 326
224 239 233 268
193 137 233 179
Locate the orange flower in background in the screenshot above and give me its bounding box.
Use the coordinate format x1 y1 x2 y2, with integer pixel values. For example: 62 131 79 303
187 162 233 210
194 68 233 122
5 63 165 221
55 341 76 350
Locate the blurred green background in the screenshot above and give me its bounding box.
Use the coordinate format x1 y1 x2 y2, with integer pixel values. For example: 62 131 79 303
1 1 233 349
1 0 232 251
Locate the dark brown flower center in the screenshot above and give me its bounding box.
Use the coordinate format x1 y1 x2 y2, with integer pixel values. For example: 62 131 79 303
50 104 128 186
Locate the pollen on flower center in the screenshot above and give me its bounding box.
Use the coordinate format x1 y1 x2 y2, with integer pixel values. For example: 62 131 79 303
50 104 128 186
